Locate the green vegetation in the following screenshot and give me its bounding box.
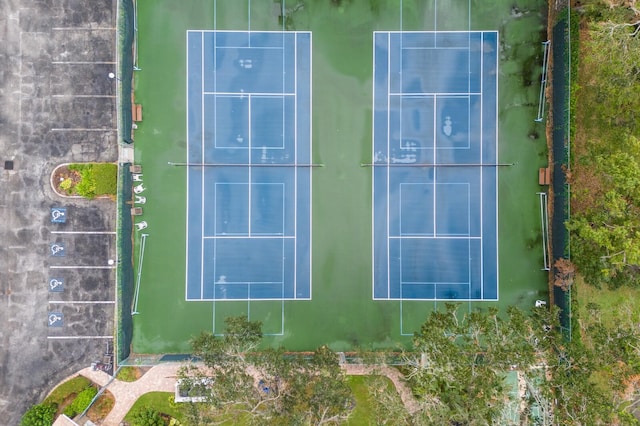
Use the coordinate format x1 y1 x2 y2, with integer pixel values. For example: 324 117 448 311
116 366 141 382
43 376 92 407
124 392 183 424
20 404 56 426
178 316 354 425
568 3 640 289
62 386 97 418
346 375 405 425
66 163 117 199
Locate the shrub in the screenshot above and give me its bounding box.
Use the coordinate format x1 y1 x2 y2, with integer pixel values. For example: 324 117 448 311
59 178 73 192
75 167 97 198
63 386 98 418
132 406 166 426
20 403 56 426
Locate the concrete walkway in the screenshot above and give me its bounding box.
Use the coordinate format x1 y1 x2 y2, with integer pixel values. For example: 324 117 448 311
71 362 419 425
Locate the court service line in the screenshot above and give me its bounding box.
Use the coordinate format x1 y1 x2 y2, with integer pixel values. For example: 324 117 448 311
47 336 112 340
50 231 116 235
203 235 295 239
433 96 437 237
494 32 500 300
49 266 116 269
389 236 481 239
203 91 295 96
389 92 478 96
248 94 252 237
48 300 115 304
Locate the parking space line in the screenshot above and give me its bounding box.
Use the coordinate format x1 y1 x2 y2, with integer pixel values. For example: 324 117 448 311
50 231 116 235
50 266 116 269
48 301 115 304
50 128 117 132
52 95 116 98
51 61 116 64
47 336 113 340
52 27 116 31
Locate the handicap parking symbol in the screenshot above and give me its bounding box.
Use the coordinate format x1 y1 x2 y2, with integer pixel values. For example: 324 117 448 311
50 242 66 256
50 207 67 223
48 278 64 292
48 312 63 327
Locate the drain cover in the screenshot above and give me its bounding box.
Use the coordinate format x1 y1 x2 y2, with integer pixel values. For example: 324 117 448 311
4 160 14 170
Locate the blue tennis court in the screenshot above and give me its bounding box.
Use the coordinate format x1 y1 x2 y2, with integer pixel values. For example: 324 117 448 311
186 31 312 301
372 31 498 301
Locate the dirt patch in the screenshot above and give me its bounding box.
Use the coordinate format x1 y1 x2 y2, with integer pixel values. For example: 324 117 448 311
86 389 115 424
52 164 83 196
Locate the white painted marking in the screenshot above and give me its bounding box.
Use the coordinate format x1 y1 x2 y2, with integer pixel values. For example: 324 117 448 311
49 266 116 269
50 231 116 235
48 301 115 304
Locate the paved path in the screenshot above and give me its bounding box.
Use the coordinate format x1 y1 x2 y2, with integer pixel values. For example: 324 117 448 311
70 362 419 425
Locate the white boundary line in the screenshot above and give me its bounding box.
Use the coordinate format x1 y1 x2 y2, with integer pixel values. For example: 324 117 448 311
248 96 252 237
293 32 298 298
201 31 206 300
308 31 313 298
480 32 484 299
371 33 376 300
495 31 500 300
185 29 190 301
386 32 391 299
204 91 293 96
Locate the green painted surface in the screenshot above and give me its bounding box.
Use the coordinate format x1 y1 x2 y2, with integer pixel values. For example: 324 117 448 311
131 0 548 354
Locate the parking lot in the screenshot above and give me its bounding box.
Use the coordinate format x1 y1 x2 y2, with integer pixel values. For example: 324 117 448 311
0 1 119 423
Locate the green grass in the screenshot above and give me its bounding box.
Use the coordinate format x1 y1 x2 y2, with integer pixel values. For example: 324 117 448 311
123 392 184 423
576 278 640 328
43 376 92 407
115 366 140 382
346 376 377 425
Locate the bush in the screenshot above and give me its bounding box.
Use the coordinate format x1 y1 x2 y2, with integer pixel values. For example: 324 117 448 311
63 386 98 418
132 406 166 426
43 376 92 407
20 404 56 426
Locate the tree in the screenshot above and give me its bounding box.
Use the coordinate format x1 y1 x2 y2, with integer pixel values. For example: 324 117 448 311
20 404 56 426
179 316 354 425
553 258 576 291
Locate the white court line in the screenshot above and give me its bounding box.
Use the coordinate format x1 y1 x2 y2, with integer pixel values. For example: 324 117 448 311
390 236 480 239
248 96 252 237
204 91 294 96
51 128 116 132
293 32 298 297
401 46 469 50
48 300 115 304
433 96 437 237
371 33 376 300
50 266 116 269
386 32 391 299
215 46 284 50
203 235 293 239
51 61 116 64
494 32 500 300
185 29 190 301
390 92 478 96
201 31 206 300
308 31 314 298
480 32 484 299
50 231 116 235
47 336 112 340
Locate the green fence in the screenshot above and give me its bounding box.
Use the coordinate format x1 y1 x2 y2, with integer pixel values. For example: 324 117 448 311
115 0 136 363
119 0 135 144
550 7 577 340
116 165 134 362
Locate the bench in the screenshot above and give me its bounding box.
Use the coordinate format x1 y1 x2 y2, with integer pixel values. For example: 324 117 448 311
132 104 143 122
539 167 550 185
